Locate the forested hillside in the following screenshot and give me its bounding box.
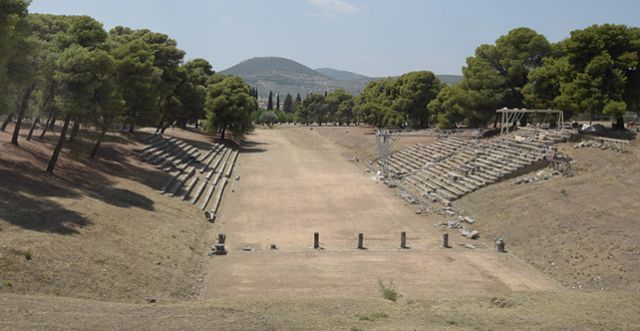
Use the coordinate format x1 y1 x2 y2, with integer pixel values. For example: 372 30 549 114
222 56 461 100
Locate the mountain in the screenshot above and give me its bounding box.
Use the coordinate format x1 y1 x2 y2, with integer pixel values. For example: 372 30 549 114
315 68 370 81
221 57 340 99
436 74 463 85
220 57 462 102
223 57 326 79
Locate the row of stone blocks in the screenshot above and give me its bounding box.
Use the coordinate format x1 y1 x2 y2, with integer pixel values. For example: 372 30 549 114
140 135 239 219
390 136 551 204
140 135 201 172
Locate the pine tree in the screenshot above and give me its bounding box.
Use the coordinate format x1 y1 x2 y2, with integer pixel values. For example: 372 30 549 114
267 91 273 110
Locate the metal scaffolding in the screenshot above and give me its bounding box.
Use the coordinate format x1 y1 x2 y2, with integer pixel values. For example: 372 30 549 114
497 108 564 136
375 128 467 179
375 128 390 178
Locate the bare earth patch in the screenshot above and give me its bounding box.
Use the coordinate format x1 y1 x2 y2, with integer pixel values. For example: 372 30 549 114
1 125 639 329
204 127 557 301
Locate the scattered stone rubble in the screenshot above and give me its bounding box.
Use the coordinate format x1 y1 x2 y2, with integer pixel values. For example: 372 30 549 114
514 169 556 185
394 184 484 241
432 207 481 240
401 192 418 204
573 140 627 153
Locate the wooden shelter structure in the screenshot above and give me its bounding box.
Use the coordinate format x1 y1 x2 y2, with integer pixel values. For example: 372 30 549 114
497 108 564 136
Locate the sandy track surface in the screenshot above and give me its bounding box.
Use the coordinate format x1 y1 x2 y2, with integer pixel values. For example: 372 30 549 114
204 127 558 300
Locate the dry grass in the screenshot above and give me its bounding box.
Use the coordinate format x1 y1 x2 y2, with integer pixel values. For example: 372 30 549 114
1 124 639 329
0 124 216 303
456 141 640 291
4 290 638 330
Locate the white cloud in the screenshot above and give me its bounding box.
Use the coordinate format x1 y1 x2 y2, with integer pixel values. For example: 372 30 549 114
307 0 360 15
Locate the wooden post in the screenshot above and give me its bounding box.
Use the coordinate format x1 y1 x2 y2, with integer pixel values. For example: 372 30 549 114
357 233 364 249
400 232 407 249
442 233 450 248
313 232 320 249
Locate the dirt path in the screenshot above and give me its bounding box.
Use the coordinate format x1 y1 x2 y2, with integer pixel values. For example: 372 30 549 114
203 127 558 300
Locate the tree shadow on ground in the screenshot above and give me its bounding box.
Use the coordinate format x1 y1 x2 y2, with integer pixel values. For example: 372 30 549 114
129 130 215 152
0 167 90 235
80 143 174 192
237 146 267 154
0 147 156 233
237 139 268 154
84 186 154 211
0 160 81 199
0 192 90 235
170 135 216 151
242 140 269 147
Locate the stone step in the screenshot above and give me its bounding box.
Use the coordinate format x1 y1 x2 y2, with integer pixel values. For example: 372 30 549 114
224 151 239 178
181 176 199 200
413 171 463 199
191 180 208 204
169 168 195 197
200 145 224 174
199 183 216 210
208 177 229 215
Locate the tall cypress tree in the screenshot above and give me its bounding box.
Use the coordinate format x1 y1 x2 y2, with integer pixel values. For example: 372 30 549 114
276 93 280 110
283 94 293 113
267 90 273 110
294 93 302 112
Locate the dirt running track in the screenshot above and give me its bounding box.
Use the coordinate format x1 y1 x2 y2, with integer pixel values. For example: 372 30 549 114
203 127 558 300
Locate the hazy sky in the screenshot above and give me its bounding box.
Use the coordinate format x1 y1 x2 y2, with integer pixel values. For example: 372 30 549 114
30 0 640 77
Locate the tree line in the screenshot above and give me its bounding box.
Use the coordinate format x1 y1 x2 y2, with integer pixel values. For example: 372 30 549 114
258 25 639 131
0 1 256 173
430 25 639 130
253 89 357 126
253 72 444 128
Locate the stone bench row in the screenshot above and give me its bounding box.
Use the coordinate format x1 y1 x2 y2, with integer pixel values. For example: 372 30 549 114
399 136 549 204
140 137 202 171
386 137 473 176
190 147 232 206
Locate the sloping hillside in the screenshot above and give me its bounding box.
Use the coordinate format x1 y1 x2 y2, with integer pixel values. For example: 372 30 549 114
221 57 340 98
316 67 370 81
455 141 640 291
223 57 325 78
437 74 463 85
0 125 217 303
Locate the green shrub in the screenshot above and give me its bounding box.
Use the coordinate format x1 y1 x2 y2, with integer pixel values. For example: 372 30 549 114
378 280 399 301
10 249 32 260
358 311 389 321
